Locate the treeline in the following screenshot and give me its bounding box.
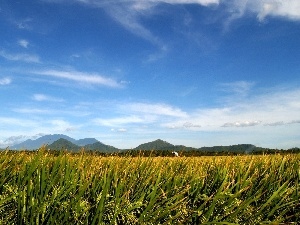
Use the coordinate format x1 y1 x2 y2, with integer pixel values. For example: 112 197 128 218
2 147 300 157
118 148 300 157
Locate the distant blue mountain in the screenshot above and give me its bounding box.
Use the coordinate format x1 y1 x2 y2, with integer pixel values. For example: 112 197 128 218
10 134 97 150
9 135 259 154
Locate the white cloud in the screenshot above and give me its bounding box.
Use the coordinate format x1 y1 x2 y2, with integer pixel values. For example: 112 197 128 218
165 121 202 129
264 121 285 126
32 94 64 102
255 0 300 21
125 102 188 118
220 81 255 96
15 18 33 30
46 0 300 48
178 86 197 97
161 85 300 131
0 133 45 148
50 119 77 132
3 135 27 143
225 0 300 22
18 39 29 48
155 0 219 5
0 77 11 85
43 0 300 57
13 108 51 114
146 45 169 62
222 120 262 127
92 102 188 129
104 4 162 46
111 128 128 132
69 0 218 47
33 70 122 88
288 120 300 124
93 116 148 127
117 128 127 132
0 117 38 127
0 50 40 63
264 120 300 126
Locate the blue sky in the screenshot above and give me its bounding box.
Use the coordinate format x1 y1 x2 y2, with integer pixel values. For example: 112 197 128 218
1 0 300 149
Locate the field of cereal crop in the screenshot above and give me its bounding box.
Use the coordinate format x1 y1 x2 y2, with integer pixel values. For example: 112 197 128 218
0 149 299 224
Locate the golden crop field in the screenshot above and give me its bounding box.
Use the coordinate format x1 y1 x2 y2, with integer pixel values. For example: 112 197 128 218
0 150 299 224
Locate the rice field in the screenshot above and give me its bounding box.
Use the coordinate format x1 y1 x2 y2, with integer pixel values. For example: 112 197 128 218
0 149 299 224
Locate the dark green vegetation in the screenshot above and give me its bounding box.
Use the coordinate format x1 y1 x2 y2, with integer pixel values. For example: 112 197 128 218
0 150 299 224
7 135 300 156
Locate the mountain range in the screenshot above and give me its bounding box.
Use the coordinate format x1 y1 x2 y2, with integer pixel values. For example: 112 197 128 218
7 134 261 154
10 134 98 150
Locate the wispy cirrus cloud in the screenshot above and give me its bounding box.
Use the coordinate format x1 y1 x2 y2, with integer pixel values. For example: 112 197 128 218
219 81 255 98
18 39 29 48
91 84 300 133
50 119 77 132
130 0 219 7
0 77 11 85
0 50 40 63
124 102 188 118
13 108 52 114
111 128 127 132
52 0 219 48
32 94 64 102
0 117 38 127
32 69 122 88
15 18 33 30
93 115 149 127
13 105 92 117
42 0 300 58
162 85 300 131
90 102 187 128
165 121 202 129
107 5 159 45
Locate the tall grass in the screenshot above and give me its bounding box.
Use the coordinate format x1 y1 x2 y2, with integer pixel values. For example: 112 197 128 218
0 149 299 224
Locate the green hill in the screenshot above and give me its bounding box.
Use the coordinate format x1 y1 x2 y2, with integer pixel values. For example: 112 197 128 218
84 142 119 153
47 138 80 152
199 144 257 153
134 139 175 150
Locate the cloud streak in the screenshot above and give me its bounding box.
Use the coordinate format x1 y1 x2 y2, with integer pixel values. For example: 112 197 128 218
18 39 29 48
50 119 77 132
0 50 40 63
65 0 219 47
93 115 148 127
160 85 300 131
0 117 38 127
33 70 122 88
220 81 255 97
0 77 11 85
265 120 300 126
43 0 300 54
124 102 188 118
32 94 64 102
